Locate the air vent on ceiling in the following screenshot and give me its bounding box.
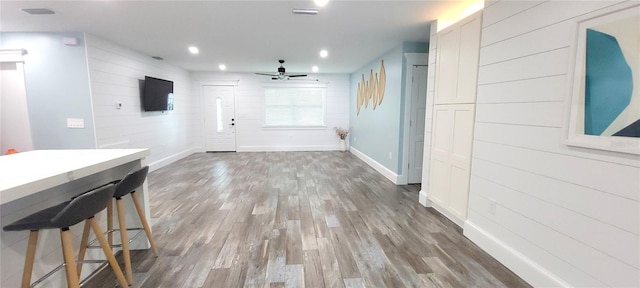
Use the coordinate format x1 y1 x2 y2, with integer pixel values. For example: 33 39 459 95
21 8 55 15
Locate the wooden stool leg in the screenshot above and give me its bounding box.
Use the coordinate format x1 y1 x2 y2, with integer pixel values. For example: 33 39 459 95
131 191 158 256
60 228 80 288
21 230 38 288
89 218 129 287
116 198 133 285
76 220 91 277
107 199 114 247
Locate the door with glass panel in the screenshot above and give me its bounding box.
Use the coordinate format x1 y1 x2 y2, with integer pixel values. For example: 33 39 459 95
203 85 236 151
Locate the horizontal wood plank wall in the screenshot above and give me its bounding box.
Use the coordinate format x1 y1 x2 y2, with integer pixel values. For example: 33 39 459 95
86 34 202 169
190 72 350 152
464 1 640 287
420 23 438 197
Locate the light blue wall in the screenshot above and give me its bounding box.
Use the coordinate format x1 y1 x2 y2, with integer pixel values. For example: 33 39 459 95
349 46 403 173
1 32 96 149
349 42 428 175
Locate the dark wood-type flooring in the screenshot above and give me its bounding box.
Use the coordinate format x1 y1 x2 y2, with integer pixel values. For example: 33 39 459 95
86 151 530 288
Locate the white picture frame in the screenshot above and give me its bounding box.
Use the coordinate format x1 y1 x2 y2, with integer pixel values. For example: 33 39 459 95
566 4 640 155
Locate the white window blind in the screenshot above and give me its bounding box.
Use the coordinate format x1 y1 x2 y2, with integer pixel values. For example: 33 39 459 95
265 87 325 127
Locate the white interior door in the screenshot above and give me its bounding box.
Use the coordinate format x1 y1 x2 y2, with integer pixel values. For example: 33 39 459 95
203 85 236 151
1 60 33 153
408 65 428 183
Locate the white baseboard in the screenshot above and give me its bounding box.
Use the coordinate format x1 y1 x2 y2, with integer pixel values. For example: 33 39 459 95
430 201 464 227
148 146 200 172
237 145 340 152
349 147 399 184
463 220 569 288
418 190 431 206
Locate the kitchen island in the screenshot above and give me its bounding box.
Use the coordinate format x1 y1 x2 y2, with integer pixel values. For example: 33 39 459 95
0 149 151 287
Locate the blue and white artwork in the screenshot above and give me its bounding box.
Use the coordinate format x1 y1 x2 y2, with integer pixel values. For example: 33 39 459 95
583 14 639 137
567 6 640 154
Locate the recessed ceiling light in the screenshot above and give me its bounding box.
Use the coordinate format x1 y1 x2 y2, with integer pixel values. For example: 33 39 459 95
219 64 226 71
319 49 328 58
188 46 199 54
314 0 330 7
312 66 319 73
21 8 55 15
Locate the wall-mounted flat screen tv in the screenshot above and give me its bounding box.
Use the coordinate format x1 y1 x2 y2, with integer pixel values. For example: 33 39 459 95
143 76 174 111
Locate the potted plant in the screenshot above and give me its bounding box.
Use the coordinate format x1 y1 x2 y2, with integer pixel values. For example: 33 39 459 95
334 127 349 152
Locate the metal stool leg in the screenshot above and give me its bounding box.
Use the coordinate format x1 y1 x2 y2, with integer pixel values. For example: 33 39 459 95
89 218 129 287
60 228 80 288
21 231 38 288
131 191 158 256
116 198 133 285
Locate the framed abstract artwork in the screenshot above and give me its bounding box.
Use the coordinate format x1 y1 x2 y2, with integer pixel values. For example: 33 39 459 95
566 4 640 155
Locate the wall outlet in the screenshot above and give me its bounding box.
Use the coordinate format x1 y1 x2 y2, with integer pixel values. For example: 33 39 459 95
388 152 392 160
489 199 497 215
66 118 85 129
116 102 122 109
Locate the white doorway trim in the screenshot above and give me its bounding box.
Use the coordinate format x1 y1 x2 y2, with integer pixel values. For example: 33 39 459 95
399 53 428 185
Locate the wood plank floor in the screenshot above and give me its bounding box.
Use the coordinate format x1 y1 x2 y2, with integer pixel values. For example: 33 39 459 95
86 151 530 288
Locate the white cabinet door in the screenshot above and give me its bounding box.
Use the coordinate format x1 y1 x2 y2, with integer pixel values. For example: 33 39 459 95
428 104 475 222
427 10 482 225
434 10 482 105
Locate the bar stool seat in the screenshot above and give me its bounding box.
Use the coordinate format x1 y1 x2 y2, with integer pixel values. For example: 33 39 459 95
79 166 158 286
3 184 129 288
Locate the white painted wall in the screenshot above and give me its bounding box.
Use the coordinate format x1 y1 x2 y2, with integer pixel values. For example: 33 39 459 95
1 32 96 149
191 72 350 151
419 22 438 206
85 34 202 170
464 1 640 287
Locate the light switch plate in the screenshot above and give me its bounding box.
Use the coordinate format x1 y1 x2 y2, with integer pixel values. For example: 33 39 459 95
67 118 85 129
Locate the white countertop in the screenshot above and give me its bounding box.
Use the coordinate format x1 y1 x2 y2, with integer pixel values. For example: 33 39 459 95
0 149 150 205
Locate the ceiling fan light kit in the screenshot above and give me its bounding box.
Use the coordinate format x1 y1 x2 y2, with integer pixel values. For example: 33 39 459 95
256 60 310 81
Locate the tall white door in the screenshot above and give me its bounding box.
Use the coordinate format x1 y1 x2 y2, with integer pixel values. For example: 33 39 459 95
203 85 236 151
1 60 33 153
408 65 428 183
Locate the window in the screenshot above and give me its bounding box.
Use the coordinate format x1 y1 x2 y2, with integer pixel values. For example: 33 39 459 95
264 86 325 127
216 97 223 132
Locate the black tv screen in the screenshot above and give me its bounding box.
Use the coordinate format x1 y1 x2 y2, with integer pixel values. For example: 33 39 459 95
143 76 174 111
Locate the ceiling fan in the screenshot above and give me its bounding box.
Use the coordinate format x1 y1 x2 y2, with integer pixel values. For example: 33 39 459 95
256 60 308 80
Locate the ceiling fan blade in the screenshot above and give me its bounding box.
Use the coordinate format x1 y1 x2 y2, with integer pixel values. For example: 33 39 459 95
287 78 319 82
287 74 308 78
256 73 277 76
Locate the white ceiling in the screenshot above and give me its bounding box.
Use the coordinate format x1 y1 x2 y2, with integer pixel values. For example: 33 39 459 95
0 0 461 74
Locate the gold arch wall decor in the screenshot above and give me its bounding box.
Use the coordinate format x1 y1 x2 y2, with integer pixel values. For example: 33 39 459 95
357 83 362 115
356 60 386 116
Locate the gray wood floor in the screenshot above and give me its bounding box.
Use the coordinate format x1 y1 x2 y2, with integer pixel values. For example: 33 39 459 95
86 151 530 288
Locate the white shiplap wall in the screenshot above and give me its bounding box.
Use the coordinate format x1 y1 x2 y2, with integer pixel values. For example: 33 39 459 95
464 1 640 287
191 72 350 151
85 34 202 170
419 22 439 206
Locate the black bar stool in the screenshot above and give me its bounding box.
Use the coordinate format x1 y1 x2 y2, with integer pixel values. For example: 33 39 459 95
2 184 129 288
78 166 158 285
